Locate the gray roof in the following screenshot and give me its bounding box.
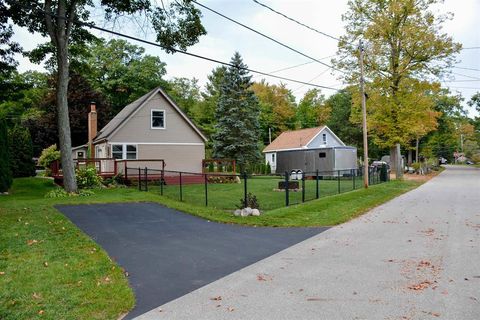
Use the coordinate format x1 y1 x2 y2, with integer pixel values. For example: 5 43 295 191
94 87 207 143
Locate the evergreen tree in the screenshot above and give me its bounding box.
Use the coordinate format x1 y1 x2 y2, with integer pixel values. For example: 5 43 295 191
212 52 261 171
0 118 12 192
8 125 35 178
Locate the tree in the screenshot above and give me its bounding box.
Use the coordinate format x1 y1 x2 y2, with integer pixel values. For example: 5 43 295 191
0 2 21 77
296 89 327 128
77 38 169 115
8 125 36 178
24 73 112 154
167 77 201 118
6 0 206 192
251 80 296 144
212 52 261 171
336 0 460 177
0 118 12 192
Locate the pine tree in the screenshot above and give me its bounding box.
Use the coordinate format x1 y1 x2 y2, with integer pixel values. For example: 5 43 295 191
8 125 35 178
0 118 13 192
212 52 261 172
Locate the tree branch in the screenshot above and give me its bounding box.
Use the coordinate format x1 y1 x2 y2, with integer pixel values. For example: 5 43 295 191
66 0 78 40
44 0 57 46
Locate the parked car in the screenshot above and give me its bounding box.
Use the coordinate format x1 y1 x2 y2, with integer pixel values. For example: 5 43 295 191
371 161 390 172
466 160 474 165
439 157 448 165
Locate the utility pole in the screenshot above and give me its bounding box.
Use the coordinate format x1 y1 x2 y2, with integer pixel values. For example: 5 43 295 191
359 40 369 188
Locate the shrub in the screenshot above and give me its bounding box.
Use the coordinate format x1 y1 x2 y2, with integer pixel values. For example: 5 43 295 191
8 125 36 178
0 118 12 192
45 188 95 198
38 144 61 169
266 162 271 174
237 192 260 209
472 153 480 164
76 167 103 189
208 162 214 172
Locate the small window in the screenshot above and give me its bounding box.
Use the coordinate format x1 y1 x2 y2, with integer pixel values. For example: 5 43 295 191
319 152 326 158
151 110 165 129
322 133 327 145
272 154 275 163
126 145 137 159
77 151 84 158
112 145 123 159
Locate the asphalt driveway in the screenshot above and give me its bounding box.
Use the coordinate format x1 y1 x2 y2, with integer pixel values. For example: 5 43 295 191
57 203 325 319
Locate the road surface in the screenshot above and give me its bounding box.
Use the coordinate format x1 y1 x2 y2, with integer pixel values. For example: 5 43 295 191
136 165 480 320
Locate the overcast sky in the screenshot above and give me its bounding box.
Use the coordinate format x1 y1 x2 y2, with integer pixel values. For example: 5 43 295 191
12 0 480 117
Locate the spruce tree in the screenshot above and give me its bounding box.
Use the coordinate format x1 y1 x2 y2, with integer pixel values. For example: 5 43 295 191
212 52 261 172
9 125 36 178
0 118 12 192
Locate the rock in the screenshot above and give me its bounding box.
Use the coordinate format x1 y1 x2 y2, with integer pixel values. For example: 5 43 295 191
245 207 253 215
233 209 241 216
234 176 241 183
240 209 249 217
252 209 260 216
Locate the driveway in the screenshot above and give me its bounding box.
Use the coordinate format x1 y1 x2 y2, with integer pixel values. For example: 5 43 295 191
136 165 480 320
57 203 325 319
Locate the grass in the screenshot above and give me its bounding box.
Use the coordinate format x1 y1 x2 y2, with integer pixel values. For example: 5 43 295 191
0 175 422 319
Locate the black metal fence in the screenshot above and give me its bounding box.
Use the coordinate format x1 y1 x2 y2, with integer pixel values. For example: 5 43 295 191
126 166 388 211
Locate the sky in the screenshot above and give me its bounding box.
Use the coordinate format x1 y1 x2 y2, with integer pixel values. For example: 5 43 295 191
11 0 480 117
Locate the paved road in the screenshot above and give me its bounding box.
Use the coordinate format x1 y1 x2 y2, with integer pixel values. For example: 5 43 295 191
136 166 480 320
57 203 325 319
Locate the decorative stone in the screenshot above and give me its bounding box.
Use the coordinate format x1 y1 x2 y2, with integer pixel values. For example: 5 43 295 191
245 207 253 215
233 209 241 216
240 209 249 217
252 209 260 216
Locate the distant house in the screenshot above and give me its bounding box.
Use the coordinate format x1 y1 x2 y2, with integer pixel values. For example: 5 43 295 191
263 126 357 173
72 87 207 173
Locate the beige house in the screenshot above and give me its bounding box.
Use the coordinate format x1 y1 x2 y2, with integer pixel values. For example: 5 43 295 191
73 87 207 173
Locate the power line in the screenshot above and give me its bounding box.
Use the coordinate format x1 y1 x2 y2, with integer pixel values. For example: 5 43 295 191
252 0 342 42
462 46 480 50
190 0 344 74
454 66 480 72
21 4 341 92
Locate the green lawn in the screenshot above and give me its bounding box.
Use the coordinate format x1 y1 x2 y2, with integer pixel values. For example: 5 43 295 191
0 176 420 319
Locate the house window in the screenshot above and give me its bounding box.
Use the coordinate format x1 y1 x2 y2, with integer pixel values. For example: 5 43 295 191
151 110 165 129
319 152 326 158
272 153 275 163
112 144 137 160
322 133 327 145
77 151 84 158
112 145 123 159
126 145 137 159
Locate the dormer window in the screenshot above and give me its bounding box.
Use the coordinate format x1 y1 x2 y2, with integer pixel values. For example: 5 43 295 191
151 109 165 129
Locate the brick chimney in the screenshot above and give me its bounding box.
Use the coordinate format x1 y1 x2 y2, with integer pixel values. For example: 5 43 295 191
88 102 97 158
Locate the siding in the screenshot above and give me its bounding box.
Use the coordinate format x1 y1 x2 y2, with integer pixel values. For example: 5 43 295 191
138 144 205 173
109 92 204 144
307 129 343 148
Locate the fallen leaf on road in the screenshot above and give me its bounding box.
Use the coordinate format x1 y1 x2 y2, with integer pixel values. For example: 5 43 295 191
210 296 222 301
227 307 235 312
408 280 432 291
256 273 272 281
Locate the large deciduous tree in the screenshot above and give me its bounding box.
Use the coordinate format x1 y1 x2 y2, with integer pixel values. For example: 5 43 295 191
251 80 296 145
0 118 12 192
336 0 460 177
5 0 206 192
212 52 261 171
296 88 327 129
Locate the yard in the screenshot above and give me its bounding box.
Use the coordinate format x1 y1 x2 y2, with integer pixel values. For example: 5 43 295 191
0 176 421 319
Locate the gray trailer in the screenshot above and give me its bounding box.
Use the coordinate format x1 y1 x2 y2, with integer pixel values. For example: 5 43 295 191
275 146 357 174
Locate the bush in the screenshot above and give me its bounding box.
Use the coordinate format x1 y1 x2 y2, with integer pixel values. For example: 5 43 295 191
266 162 271 174
472 153 480 164
208 162 214 172
45 188 95 198
102 173 125 187
0 118 12 192
237 192 260 209
8 125 36 178
38 144 61 169
76 167 103 189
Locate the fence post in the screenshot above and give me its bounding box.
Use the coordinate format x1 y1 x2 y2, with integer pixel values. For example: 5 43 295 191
285 171 289 206
138 167 141 191
160 172 164 196
243 172 247 207
316 170 319 199
204 173 208 207
337 170 341 194
144 167 148 192
301 172 305 202
351 169 354 190
179 172 183 202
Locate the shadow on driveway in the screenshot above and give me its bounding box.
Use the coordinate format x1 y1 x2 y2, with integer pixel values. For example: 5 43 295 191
57 202 326 319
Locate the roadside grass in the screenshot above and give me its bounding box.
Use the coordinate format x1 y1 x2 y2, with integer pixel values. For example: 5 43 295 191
1 176 421 319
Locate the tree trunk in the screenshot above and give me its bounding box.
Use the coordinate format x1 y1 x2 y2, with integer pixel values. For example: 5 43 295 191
390 144 403 179
56 38 77 192
407 149 412 166
415 138 419 163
